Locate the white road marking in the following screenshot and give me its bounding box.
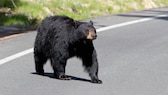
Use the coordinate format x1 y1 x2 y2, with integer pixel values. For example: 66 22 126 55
97 14 168 32
0 14 167 65
0 48 33 65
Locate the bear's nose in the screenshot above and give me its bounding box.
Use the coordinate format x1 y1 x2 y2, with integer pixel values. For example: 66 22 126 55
92 34 97 39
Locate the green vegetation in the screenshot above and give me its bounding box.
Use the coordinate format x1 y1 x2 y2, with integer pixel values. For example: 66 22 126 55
0 0 168 26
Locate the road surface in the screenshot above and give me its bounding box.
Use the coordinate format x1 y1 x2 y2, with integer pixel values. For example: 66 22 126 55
0 7 168 95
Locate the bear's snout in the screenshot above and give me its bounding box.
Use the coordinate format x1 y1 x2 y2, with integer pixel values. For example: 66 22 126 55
87 30 97 40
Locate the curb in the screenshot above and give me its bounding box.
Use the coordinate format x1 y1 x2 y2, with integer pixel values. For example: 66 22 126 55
0 25 36 38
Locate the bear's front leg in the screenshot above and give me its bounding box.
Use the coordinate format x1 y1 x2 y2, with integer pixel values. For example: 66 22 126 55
82 49 102 84
50 58 71 80
89 59 102 84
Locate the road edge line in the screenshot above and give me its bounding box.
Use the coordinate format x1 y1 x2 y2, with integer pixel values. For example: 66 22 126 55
0 48 33 65
97 14 168 32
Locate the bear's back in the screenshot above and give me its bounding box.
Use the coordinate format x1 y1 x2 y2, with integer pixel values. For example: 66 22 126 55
38 16 75 33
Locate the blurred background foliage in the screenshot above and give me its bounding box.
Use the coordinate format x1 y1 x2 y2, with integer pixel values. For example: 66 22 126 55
0 0 20 8
0 0 168 26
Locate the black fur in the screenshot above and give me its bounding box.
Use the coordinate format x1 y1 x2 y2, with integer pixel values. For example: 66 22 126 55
34 15 102 84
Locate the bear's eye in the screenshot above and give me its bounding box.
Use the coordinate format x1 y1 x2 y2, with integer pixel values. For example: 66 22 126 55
86 29 90 35
86 29 90 32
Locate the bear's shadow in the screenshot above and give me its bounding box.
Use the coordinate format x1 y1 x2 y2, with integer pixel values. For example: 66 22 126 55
31 72 91 83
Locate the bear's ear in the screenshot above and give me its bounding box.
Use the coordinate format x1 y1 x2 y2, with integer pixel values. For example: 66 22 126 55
89 20 93 25
73 21 81 29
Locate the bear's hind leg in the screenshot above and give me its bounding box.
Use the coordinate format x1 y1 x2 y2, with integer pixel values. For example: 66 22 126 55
34 53 47 75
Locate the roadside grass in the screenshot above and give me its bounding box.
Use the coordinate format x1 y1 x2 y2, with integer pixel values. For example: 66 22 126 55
0 0 168 26
0 13 36 26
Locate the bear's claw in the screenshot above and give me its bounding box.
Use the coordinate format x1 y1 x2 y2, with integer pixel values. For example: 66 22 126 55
91 79 102 84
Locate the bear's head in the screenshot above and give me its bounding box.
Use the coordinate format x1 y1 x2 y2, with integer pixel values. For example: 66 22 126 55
75 21 97 40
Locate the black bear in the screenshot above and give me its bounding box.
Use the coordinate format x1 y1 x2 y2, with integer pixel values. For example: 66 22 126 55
34 15 102 84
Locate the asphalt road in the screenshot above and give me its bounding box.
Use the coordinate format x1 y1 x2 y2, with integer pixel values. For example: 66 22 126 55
0 7 168 95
